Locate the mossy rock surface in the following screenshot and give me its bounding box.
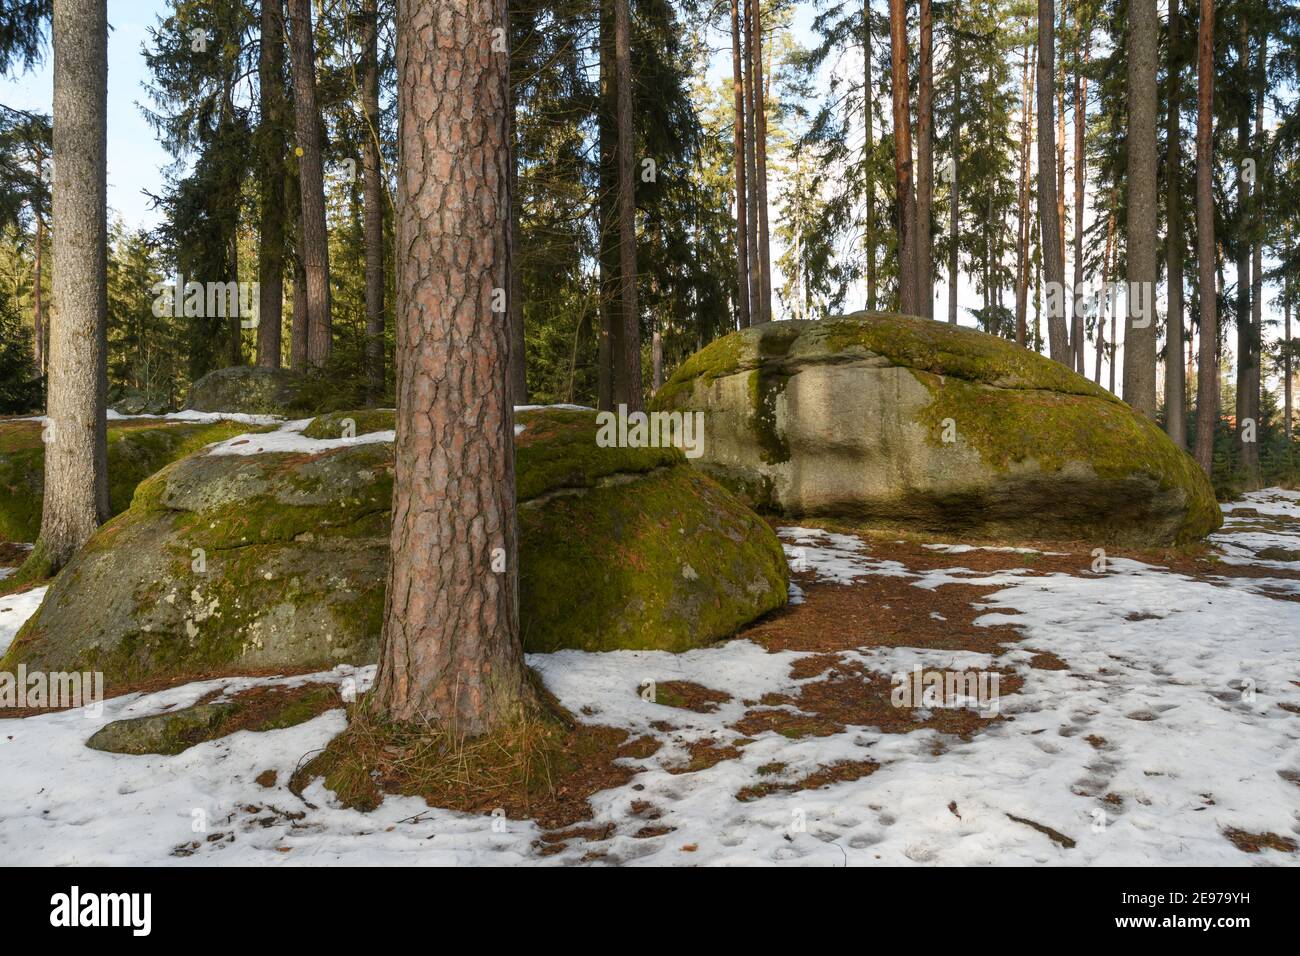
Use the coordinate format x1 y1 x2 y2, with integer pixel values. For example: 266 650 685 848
4 408 788 687
651 314 1221 545
186 366 302 415
0 417 265 543
86 683 340 755
302 408 395 439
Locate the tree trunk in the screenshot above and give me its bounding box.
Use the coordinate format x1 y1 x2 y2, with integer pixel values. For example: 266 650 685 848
1071 21 1090 373
865 0 877 312
613 0 642 410
1096 206 1114 385
1122 0 1158 419
1192 0 1217 475
287 0 331 368
1285 238 1292 443
1037 0 1068 363
33 209 44 377
597 0 615 412
361 0 385 399
370 0 531 735
948 29 959 325
1015 36 1033 344
749 0 773 324
40 0 109 574
1244 33 1265 486
743 0 761 323
887 0 918 315
1164 0 1186 447
256 0 286 369
730 0 751 329
914 0 933 317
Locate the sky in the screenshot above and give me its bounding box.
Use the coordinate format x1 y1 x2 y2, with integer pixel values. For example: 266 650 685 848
1 0 1287 394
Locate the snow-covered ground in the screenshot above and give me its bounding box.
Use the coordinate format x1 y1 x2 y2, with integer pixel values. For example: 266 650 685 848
1 490 1298 865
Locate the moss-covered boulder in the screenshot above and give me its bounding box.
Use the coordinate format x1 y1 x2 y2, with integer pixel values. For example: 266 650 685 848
185 366 302 415
2 408 787 686
651 314 1221 545
0 416 267 543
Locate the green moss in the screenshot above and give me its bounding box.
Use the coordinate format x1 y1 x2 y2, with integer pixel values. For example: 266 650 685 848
515 407 682 501
519 466 788 652
0 419 269 544
302 408 396 439
912 370 1221 541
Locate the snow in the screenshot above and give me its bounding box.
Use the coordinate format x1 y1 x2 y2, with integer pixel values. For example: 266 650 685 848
0 586 47 656
2 484 1297 865
205 419 395 457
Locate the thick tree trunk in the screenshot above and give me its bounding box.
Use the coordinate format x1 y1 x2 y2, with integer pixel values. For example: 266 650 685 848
361 0 385 399
371 0 531 735
1123 0 1158 419
40 0 109 574
256 0 286 369
33 210 44 377
597 0 615 412
743 0 761 323
1037 0 1068 363
1233 21 1259 484
749 0 773 324
865 0 877 312
887 0 918 315
287 0 331 368
1015 38 1033 344
1071 23 1090 373
613 0 642 410
1192 0 1217 475
914 0 933 317
1165 0 1186 446
948 32 959 325
1243 35 1265 486
730 0 751 329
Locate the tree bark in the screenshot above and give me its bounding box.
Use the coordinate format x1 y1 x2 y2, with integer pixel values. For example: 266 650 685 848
371 0 531 735
1096 205 1114 385
914 0 933 317
1123 0 1158 419
597 0 615 412
948 27 959 325
1164 0 1186 446
1071 18 1090 373
256 0 286 369
613 0 642 410
40 0 109 574
287 0 331 368
1192 0 1217 475
1015 37 1033 344
33 209 44 377
743 0 761 323
361 0 385 398
887 0 918 315
730 0 751 329
749 0 773 324
865 0 877 312
1037 0 1068 363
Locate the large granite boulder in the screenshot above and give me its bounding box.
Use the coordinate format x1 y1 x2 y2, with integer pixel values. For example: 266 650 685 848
0 416 264 543
185 366 302 416
651 313 1221 545
2 408 788 686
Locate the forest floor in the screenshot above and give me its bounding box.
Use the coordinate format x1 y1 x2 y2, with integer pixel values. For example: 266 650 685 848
1 486 1298 865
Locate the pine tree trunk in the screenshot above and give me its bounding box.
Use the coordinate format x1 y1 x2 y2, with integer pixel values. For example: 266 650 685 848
750 0 773 324
597 0 615 412
287 0 331 368
865 0 877 312
1123 0 1158 419
948 31 959 325
40 0 109 574
743 0 761 323
1015 37 1033 344
1165 0 1186 447
256 0 286 369
1285 246 1292 442
1096 206 1114 385
1037 0 1068 363
914 0 933 318
1244 35 1265 486
33 210 44 377
371 0 531 735
1192 0 1217 475
1233 20 1258 483
730 0 751 329
613 0 642 410
887 0 918 315
1071 23 1090 374
361 0 385 399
